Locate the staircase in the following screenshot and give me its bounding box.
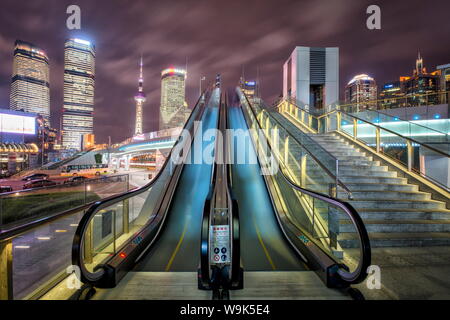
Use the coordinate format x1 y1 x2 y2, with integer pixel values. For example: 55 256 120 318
274 113 450 248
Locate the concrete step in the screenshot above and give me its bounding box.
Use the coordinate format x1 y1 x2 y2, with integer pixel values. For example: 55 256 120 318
339 176 407 184
340 209 450 220
230 271 350 300
343 183 418 192
348 199 446 210
339 232 450 248
336 169 397 177
334 155 373 161
340 219 450 233
338 160 381 166
339 190 431 201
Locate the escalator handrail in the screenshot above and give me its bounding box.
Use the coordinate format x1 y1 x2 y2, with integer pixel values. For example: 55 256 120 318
239 89 371 285
72 87 212 285
199 91 221 288
224 93 241 288
199 91 241 289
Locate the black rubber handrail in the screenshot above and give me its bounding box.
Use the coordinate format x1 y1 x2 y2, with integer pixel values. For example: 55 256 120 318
224 93 241 289
72 87 212 285
199 91 242 290
199 91 221 288
240 89 371 285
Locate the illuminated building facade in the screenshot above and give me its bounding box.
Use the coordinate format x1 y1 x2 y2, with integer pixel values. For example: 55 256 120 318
0 108 40 174
62 38 95 150
283 46 339 113
81 133 95 150
10 40 50 122
160 68 188 130
379 81 405 109
240 80 262 106
437 63 450 92
134 57 146 135
345 74 377 110
402 52 440 106
379 53 441 109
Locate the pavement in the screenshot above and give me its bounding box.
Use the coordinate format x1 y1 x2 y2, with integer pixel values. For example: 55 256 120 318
352 246 450 300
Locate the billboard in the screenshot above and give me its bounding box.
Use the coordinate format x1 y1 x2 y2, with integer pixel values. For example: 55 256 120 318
0 113 36 135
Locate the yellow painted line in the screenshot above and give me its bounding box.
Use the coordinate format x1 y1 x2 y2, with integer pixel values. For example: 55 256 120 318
165 220 189 271
253 220 276 270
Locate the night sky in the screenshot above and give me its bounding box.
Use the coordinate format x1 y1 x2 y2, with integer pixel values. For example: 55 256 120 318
0 0 449 144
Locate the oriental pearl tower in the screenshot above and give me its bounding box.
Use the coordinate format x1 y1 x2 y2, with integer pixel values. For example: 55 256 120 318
134 56 146 135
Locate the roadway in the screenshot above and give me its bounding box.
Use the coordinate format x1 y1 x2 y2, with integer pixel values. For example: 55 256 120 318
133 88 220 271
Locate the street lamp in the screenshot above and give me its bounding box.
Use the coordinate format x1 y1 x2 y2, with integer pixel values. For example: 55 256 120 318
199 76 206 97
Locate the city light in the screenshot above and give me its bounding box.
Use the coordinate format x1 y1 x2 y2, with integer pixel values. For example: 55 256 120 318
73 38 91 46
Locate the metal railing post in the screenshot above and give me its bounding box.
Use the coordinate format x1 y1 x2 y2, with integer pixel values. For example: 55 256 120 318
406 140 413 171
123 199 130 234
300 153 307 188
375 127 381 153
83 222 94 264
0 239 13 300
284 136 289 165
336 111 341 131
353 118 358 140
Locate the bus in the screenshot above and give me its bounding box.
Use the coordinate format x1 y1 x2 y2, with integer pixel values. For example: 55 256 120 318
61 163 109 177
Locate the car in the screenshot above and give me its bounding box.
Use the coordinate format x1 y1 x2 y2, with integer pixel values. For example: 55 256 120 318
64 175 88 184
23 179 57 190
21 173 49 181
0 186 13 193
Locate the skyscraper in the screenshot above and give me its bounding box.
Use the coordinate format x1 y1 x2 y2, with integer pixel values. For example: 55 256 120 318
10 40 50 122
159 68 188 129
345 74 377 111
283 46 339 113
401 52 439 106
134 57 146 135
62 38 95 150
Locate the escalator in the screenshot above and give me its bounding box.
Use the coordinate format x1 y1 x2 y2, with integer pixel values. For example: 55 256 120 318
227 91 306 271
228 88 371 297
71 87 221 295
69 85 370 300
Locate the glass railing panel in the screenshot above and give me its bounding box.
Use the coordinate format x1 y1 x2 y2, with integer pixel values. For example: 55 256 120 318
273 159 362 274
379 128 410 168
240 91 364 275
355 121 377 151
412 145 450 190
10 209 85 299
350 109 450 147
0 175 129 230
257 110 335 195
340 113 355 138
